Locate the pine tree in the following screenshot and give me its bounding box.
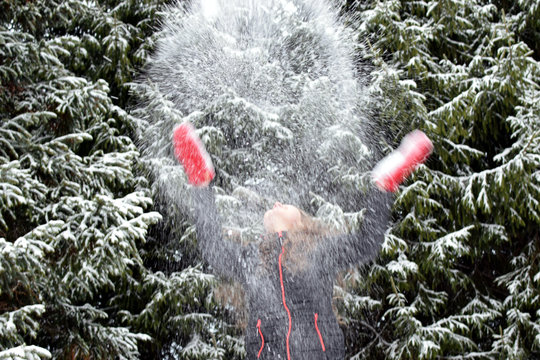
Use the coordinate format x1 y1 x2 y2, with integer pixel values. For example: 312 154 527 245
339 0 540 358
6 0 535 359
0 1 164 358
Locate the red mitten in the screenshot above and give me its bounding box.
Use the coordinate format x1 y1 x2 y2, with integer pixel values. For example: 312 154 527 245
173 122 215 186
372 130 433 192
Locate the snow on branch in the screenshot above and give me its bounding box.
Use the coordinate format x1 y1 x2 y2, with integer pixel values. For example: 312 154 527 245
424 225 474 261
0 346 51 360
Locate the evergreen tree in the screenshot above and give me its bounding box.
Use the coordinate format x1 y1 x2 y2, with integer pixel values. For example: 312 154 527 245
339 0 540 358
0 1 164 358
4 0 538 359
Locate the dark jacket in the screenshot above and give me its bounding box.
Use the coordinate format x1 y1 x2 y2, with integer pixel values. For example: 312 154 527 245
191 187 392 360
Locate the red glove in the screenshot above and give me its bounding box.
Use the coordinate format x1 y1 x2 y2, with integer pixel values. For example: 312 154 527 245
372 130 433 192
173 122 215 186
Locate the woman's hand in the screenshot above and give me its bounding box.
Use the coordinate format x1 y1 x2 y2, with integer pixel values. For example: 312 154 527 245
198 171 213 187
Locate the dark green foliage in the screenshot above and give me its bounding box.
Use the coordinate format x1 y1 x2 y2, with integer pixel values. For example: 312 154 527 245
0 0 165 358
340 1 540 359
2 0 539 359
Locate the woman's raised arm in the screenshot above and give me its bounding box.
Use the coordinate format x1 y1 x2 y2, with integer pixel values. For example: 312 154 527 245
315 130 432 273
312 189 393 275
191 186 258 283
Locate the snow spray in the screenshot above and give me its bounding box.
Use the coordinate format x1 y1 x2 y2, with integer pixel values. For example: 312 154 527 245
136 1 400 356
136 0 403 248
137 0 383 220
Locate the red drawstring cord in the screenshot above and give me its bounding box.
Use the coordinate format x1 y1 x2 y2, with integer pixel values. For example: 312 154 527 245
314 313 326 352
257 319 265 358
278 233 292 360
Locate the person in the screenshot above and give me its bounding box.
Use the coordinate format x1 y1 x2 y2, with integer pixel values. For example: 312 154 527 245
190 179 392 359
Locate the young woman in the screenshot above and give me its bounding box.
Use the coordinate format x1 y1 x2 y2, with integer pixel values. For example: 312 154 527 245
191 182 392 359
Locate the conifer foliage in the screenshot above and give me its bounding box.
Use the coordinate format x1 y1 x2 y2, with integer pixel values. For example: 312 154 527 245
2 0 539 359
0 1 163 358
342 0 540 359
